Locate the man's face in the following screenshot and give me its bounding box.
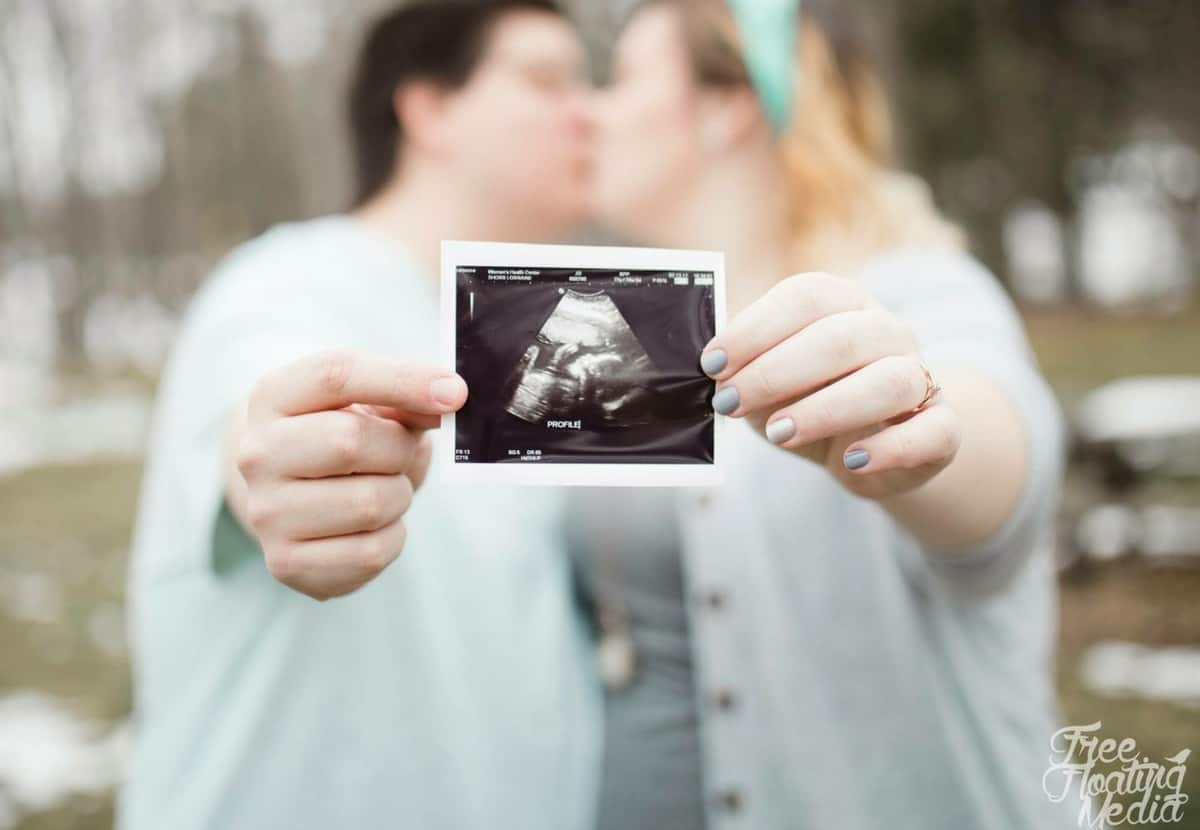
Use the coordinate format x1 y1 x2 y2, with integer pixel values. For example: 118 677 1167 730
443 11 594 240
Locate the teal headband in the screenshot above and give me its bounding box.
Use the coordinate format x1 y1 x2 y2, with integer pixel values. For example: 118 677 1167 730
726 0 801 134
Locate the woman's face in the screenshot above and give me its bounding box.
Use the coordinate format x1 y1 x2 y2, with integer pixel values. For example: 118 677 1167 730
590 6 708 240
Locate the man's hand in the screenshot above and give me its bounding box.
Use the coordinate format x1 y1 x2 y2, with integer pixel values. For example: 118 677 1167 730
226 350 468 600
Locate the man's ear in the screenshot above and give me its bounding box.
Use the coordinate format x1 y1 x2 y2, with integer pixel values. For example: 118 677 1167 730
392 81 453 157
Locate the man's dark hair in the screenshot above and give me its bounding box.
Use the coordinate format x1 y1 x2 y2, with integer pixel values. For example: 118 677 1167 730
347 0 564 207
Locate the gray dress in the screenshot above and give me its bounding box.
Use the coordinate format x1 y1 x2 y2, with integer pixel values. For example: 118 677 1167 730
564 485 706 830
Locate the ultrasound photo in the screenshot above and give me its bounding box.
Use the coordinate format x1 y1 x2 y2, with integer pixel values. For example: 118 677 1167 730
439 241 725 486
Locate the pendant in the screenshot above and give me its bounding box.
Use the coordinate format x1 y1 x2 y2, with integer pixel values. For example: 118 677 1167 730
598 631 638 691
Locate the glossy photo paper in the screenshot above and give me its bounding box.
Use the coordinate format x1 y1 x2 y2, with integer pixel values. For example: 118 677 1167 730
438 240 725 486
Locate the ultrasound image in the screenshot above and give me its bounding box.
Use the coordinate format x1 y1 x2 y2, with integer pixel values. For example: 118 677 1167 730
454 264 716 465
504 288 657 427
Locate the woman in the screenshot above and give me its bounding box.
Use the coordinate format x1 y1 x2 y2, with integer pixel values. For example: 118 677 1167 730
566 1 1077 828
120 3 599 828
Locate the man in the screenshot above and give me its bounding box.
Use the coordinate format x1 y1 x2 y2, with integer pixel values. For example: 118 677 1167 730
119 3 600 827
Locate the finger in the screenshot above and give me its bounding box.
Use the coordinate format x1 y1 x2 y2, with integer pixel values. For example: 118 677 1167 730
361 404 442 431
250 350 467 421
408 432 435 492
839 402 961 476
255 409 421 478
762 355 929 449
265 515 409 601
711 308 915 417
699 272 872 381
250 474 414 540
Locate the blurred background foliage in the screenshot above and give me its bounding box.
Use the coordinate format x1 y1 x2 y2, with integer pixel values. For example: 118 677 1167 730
0 1 1197 828
896 0 1200 306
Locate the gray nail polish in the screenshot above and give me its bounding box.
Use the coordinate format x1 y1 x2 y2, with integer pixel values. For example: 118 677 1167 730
712 386 739 415
766 417 795 444
700 348 727 375
844 449 870 470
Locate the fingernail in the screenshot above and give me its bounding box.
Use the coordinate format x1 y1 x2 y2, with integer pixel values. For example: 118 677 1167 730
843 449 870 470
430 376 467 407
766 417 795 444
712 386 739 415
700 348 727 376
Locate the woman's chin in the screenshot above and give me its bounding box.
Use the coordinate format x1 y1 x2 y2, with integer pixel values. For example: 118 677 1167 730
583 194 639 241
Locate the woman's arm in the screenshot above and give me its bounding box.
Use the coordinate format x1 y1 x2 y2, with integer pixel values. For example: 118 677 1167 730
872 366 1028 552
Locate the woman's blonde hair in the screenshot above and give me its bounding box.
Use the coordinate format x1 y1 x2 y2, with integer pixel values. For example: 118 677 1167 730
658 0 964 273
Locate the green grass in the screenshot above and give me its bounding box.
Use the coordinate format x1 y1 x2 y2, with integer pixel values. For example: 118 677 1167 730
0 461 140 830
0 461 139 720
1057 559 1200 830
1025 304 1200 403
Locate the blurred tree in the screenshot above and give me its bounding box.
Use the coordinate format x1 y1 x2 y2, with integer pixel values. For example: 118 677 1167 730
892 0 1200 295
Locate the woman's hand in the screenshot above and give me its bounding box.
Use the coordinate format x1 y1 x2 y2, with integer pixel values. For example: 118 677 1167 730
700 272 961 500
227 350 468 601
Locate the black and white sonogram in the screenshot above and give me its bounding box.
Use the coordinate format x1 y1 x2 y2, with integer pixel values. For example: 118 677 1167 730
504 287 658 428
439 241 725 486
